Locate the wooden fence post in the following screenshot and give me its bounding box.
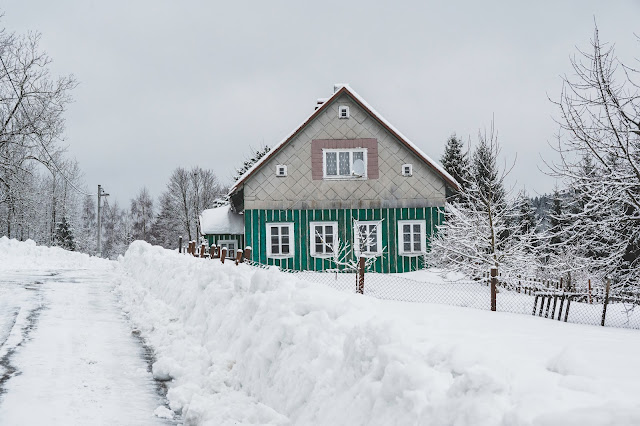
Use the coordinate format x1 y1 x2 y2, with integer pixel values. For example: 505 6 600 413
221 247 227 264
601 278 611 327
179 236 183 253
490 267 497 312
243 246 252 262
235 249 243 265
357 257 365 294
200 243 206 258
588 279 592 304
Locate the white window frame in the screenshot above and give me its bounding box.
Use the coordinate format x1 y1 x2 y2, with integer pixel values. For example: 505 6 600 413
266 223 295 258
397 220 426 256
402 163 413 177
218 239 238 257
354 220 382 257
276 164 287 177
338 105 350 119
310 221 338 258
323 148 368 179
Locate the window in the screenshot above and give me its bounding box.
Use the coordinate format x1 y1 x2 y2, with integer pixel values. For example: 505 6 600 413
218 240 238 257
276 165 287 177
402 164 413 176
338 105 350 119
398 220 425 255
354 221 382 256
310 222 338 257
323 148 367 179
266 223 294 258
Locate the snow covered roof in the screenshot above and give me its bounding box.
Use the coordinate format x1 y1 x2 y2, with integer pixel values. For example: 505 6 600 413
229 84 459 195
199 205 244 235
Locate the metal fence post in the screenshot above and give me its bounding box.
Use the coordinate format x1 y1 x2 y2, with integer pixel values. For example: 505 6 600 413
357 257 365 294
601 278 611 326
179 236 183 253
490 266 497 311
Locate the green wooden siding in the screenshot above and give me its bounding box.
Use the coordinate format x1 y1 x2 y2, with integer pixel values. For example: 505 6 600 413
205 233 245 253
244 207 445 273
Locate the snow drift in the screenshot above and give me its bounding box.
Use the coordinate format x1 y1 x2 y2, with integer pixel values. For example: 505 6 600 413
116 241 640 425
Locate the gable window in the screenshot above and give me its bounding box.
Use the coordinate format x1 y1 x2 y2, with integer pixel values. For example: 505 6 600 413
323 148 367 179
266 223 294 258
338 105 350 119
398 220 425 255
354 221 382 256
310 222 338 257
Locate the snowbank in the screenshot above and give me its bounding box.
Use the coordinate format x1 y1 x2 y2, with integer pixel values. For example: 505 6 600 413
0 237 110 271
116 241 640 425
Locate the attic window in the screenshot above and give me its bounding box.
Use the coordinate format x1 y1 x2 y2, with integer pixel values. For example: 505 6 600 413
338 105 350 119
276 165 287 177
402 164 413 177
323 148 367 179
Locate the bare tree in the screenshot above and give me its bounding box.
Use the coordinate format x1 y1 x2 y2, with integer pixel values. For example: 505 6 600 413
548 25 640 288
130 187 154 242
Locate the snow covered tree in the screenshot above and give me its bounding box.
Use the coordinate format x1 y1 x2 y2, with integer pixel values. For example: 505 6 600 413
53 216 75 251
429 127 538 277
441 134 470 201
130 187 154 242
549 25 640 289
154 166 225 247
233 145 271 182
0 25 76 209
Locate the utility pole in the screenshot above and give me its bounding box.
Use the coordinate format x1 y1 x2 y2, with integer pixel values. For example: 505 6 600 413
97 184 109 256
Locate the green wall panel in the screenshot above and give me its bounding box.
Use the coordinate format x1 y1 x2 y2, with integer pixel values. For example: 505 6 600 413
242 207 445 273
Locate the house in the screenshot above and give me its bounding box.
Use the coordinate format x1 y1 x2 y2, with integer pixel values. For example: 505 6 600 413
201 84 458 273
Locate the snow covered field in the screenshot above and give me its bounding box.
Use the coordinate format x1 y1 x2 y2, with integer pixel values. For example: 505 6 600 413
117 241 640 425
2 238 640 425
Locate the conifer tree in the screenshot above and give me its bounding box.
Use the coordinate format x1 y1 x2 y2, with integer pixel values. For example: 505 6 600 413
54 216 76 251
441 134 470 201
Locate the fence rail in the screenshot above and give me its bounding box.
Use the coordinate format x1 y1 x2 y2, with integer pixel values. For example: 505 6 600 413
182 238 640 331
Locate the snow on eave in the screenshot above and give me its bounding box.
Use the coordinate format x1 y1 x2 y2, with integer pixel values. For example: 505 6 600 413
199 205 244 236
229 84 459 196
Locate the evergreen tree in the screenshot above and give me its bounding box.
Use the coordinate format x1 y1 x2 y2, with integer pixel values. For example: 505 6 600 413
441 134 470 201
54 216 76 251
233 146 271 182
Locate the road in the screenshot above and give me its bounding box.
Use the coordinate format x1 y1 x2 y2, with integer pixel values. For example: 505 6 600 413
0 267 174 425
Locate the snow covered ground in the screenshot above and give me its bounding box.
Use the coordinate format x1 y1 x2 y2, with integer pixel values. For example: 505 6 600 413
2 238 640 425
117 241 640 425
0 238 173 425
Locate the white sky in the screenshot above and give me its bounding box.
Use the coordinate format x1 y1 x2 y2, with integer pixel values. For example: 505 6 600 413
3 1 639 205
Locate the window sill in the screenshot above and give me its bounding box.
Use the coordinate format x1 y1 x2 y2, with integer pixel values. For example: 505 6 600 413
323 176 367 181
399 252 426 257
267 254 294 259
310 254 335 259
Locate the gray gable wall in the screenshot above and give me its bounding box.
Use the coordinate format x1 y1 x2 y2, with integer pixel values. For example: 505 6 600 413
242 93 447 210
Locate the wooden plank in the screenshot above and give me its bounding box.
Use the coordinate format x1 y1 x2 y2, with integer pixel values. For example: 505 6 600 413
389 208 396 273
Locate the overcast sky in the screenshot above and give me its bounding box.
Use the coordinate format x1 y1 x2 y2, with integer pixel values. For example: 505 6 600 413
3 1 639 205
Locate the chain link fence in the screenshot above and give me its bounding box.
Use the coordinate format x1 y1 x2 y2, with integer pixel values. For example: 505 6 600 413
242 259 640 331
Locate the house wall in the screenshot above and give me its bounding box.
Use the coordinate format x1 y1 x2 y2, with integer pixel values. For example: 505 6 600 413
205 234 245 252
242 93 447 211
244 207 444 273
